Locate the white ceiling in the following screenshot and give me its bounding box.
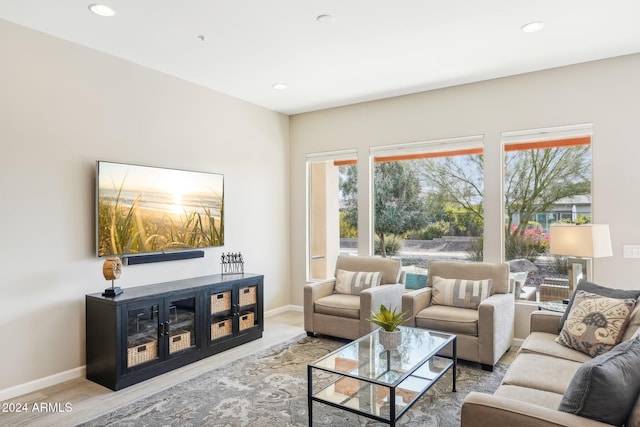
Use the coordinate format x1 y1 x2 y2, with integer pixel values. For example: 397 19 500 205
1 1 640 115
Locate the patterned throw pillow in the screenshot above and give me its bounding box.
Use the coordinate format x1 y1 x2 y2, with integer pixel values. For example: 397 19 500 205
556 290 637 357
559 279 640 332
334 269 382 295
430 276 492 310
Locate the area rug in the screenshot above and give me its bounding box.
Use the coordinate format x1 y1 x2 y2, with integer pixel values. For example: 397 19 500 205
79 334 509 427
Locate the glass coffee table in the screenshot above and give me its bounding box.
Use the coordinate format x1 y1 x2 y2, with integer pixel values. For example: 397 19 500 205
307 327 456 426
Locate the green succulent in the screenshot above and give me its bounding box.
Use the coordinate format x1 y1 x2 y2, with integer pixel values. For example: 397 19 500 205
369 304 408 332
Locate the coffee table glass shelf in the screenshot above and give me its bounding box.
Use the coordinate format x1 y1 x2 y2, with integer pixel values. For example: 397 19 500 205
307 326 456 426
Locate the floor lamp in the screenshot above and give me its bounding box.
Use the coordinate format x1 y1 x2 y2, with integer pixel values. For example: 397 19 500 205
549 224 613 293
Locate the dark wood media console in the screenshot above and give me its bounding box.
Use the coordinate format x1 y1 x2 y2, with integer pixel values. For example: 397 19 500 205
86 273 263 390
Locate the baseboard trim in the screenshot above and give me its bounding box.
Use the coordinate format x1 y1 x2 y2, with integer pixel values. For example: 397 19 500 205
0 366 86 402
264 304 302 317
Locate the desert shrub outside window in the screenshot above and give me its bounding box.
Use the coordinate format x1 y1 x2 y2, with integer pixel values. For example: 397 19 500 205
502 124 592 294
363 136 485 268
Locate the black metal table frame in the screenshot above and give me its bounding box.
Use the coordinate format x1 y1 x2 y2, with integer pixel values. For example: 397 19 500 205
307 331 457 427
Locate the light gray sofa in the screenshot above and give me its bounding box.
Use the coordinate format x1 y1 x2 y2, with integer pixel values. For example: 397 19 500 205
401 261 514 371
461 307 640 427
303 255 405 340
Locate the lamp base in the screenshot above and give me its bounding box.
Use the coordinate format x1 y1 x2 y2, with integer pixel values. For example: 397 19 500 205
102 287 123 297
567 257 591 292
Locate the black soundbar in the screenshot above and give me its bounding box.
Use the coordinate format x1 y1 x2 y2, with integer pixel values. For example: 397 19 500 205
124 250 205 265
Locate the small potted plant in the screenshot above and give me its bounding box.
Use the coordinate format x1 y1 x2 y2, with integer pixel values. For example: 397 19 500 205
369 304 408 350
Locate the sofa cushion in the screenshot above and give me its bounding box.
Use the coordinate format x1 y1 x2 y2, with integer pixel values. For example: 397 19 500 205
314 294 360 319
556 290 636 357
628 394 640 427
559 280 640 331
431 276 492 309
334 269 382 295
519 332 592 364
622 298 640 342
558 335 640 426
501 352 582 395
494 384 564 411
415 305 478 336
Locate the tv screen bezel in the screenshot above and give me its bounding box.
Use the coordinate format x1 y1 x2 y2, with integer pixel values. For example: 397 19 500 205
95 160 224 258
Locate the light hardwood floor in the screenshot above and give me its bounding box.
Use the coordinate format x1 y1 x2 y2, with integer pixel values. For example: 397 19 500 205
1 310 306 427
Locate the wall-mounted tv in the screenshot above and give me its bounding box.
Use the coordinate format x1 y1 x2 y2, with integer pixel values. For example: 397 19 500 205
96 161 224 258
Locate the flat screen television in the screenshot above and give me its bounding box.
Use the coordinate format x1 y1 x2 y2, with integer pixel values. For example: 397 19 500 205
96 161 224 258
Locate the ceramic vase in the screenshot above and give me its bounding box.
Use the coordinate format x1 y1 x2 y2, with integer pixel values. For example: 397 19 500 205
379 329 402 350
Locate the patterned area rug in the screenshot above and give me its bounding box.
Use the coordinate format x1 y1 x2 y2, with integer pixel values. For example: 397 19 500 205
79 334 509 427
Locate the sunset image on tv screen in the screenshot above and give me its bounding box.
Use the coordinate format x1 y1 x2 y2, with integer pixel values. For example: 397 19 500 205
97 161 224 257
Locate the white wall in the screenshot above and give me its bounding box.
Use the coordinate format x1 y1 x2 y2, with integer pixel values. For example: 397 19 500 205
0 20 290 393
289 53 640 307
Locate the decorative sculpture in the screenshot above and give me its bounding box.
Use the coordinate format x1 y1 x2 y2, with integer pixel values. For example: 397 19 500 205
221 252 244 275
102 256 123 297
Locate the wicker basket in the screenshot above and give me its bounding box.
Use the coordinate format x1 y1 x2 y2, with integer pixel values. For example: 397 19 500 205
239 312 255 331
239 286 257 306
211 291 231 313
211 318 232 340
539 282 570 302
169 330 191 354
127 341 158 367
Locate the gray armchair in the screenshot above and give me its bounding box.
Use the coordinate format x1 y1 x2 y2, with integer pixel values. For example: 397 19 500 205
304 255 405 340
402 261 514 371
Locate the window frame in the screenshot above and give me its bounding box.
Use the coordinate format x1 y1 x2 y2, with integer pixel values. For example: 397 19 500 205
305 149 358 282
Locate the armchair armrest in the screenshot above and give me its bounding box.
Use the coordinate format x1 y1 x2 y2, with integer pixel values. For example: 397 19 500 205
461 392 609 427
359 284 405 336
401 287 432 327
530 310 563 334
303 279 336 333
304 279 335 301
478 293 515 367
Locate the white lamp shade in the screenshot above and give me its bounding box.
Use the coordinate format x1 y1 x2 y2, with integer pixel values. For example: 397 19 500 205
549 224 613 258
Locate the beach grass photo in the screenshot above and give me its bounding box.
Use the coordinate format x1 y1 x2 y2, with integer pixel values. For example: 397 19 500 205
97 161 224 257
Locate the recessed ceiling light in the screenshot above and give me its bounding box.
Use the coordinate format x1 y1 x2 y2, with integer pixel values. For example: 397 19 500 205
272 83 288 90
89 4 116 17
316 14 335 24
521 21 544 33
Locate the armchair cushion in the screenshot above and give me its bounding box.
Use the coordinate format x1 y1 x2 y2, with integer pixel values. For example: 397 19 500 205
556 290 636 357
334 269 382 295
416 305 479 336
314 294 360 319
558 335 640 426
431 276 492 309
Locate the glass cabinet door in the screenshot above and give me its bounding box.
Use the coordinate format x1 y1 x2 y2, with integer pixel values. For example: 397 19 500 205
167 296 197 355
126 304 160 368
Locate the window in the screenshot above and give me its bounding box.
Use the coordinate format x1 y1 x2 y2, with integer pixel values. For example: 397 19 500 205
369 136 484 268
502 124 592 296
307 150 358 281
